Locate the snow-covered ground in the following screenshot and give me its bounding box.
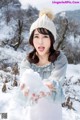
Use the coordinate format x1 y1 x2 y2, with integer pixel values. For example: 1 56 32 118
0 54 80 120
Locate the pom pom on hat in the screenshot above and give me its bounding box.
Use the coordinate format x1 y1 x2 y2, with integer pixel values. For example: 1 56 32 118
39 9 55 20
30 8 57 40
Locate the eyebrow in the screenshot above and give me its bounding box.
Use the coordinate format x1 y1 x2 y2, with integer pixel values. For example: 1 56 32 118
34 34 49 36
34 34 39 35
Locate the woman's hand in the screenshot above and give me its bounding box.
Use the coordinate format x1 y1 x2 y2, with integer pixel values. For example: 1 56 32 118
19 83 29 96
43 82 56 92
20 83 25 90
23 89 29 96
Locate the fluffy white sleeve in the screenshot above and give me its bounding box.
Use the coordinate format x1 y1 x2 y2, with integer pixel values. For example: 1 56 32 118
19 58 30 77
43 51 68 86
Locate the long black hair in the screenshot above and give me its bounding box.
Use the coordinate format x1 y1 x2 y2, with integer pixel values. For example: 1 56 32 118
27 28 60 63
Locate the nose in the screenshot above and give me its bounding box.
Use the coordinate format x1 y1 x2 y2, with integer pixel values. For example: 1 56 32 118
38 38 43 44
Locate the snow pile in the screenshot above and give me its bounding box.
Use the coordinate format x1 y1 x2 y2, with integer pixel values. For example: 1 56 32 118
0 64 80 120
20 69 51 105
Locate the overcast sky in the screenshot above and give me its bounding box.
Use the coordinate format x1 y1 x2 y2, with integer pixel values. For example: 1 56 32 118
19 0 80 14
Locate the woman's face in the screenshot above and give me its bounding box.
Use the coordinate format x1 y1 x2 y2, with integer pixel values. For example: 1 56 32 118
33 29 51 57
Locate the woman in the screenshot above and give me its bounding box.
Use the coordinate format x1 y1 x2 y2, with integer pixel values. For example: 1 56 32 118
20 9 68 120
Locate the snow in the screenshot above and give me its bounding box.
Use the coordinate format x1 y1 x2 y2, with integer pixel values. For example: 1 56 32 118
20 69 51 106
0 5 80 120
66 64 80 78
0 22 80 119
67 35 80 47
0 46 26 64
0 63 80 120
0 19 16 40
60 12 66 18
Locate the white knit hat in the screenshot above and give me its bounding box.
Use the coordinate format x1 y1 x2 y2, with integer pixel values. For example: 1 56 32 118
30 9 57 40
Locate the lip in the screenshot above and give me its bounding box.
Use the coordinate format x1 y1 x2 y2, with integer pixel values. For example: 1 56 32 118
38 46 45 52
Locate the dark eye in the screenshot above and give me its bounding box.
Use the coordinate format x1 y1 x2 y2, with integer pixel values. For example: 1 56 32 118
44 35 49 38
33 36 39 38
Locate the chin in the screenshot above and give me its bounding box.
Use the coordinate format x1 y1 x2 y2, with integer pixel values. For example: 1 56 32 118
37 51 47 56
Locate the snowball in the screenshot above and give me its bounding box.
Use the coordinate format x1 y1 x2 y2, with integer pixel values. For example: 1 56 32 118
20 69 50 94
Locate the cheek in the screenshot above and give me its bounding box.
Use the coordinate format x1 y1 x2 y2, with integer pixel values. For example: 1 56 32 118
33 39 38 48
45 40 51 48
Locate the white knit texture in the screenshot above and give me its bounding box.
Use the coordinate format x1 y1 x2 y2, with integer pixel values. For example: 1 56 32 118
30 14 57 40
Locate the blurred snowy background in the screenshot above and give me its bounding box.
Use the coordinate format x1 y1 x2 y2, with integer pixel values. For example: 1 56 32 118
0 0 80 120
